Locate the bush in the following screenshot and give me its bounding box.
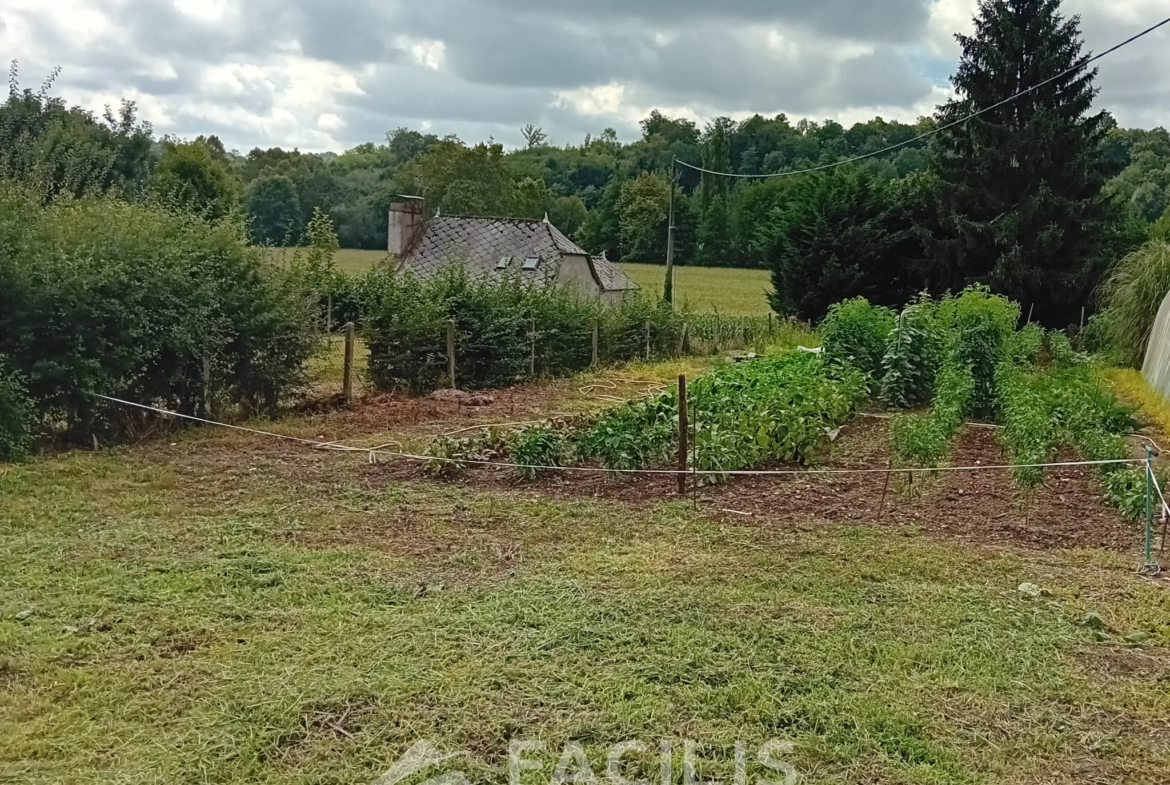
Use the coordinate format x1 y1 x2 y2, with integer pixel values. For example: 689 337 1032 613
0 357 34 461
1095 239 1170 367
0 183 318 438
819 297 895 378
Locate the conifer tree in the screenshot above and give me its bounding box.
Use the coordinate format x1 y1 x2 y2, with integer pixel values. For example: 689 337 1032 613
697 118 734 266
929 0 1121 325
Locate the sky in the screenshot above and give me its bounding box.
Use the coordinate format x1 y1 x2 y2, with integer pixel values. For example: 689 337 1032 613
2 0 1168 154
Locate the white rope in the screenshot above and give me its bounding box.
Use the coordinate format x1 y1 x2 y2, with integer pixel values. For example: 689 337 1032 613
95 394 1146 478
1148 463 1170 520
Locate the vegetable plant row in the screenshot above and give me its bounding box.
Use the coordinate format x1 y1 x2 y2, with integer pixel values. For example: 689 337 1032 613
424 352 867 481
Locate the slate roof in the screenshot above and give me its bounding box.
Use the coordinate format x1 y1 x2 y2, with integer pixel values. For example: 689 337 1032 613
398 214 638 293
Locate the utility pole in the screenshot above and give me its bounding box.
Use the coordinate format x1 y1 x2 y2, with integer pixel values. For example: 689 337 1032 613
664 157 676 306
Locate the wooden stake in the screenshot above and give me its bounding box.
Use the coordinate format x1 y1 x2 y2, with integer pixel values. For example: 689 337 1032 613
529 318 536 377
877 458 893 518
678 374 688 496
343 322 355 405
201 338 211 418
591 320 600 367
446 319 456 389
644 320 652 361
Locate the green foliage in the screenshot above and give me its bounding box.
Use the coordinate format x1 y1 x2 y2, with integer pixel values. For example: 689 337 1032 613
0 182 317 439
150 138 241 221
422 429 511 478
889 356 974 468
245 174 303 245
940 285 1019 414
880 295 943 408
929 0 1124 326
1095 238 1170 367
617 172 671 265
1046 330 1085 368
995 364 1053 491
765 170 929 321
1009 323 1044 366
819 297 896 378
1103 127 1170 223
0 66 154 199
0 356 34 461
511 426 569 480
578 353 866 476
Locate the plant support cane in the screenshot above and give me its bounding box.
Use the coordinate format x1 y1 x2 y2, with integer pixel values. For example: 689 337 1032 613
1142 444 1160 574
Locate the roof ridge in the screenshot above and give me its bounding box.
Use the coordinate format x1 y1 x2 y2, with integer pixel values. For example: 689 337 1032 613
432 213 546 224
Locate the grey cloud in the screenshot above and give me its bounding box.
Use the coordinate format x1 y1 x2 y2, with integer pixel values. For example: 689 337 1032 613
4 0 1169 153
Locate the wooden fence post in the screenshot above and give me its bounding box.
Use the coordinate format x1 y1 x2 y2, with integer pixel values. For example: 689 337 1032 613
343 322 356 405
591 320 599 367
678 374 688 496
201 339 211 418
644 320 652 361
446 319 456 389
529 318 536 377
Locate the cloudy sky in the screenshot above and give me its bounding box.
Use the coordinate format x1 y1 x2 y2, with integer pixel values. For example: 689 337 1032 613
3 0 1168 153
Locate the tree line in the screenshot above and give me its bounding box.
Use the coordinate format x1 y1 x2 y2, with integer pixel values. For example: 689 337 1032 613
3 0 1170 328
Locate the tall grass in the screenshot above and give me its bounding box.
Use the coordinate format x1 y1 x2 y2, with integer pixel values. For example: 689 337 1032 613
1096 239 1170 367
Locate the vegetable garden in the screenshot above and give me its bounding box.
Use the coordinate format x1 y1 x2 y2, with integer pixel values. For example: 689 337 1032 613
418 286 1164 558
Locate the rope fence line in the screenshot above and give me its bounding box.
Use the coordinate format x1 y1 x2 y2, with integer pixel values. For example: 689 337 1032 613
95 394 1148 478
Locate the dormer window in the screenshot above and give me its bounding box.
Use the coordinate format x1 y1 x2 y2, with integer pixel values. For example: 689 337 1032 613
496 256 511 270
522 255 540 271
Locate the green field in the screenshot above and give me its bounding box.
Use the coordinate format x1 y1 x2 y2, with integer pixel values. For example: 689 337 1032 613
274 249 773 316
3 356 1169 783
619 263 772 315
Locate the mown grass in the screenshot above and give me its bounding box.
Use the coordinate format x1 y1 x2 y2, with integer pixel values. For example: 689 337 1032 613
3 417 1169 783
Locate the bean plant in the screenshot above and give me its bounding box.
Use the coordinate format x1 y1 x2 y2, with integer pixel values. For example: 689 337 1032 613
889 354 974 468
994 363 1053 492
880 295 943 409
510 426 569 480
819 297 895 379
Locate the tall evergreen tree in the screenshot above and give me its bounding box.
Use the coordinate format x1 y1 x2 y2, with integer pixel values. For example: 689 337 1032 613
929 0 1122 325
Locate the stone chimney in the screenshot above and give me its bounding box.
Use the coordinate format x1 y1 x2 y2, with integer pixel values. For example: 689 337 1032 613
388 198 424 259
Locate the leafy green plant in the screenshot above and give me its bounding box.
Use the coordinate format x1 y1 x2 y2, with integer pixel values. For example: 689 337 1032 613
819 297 896 378
880 295 943 408
1009 323 1043 366
511 426 568 480
939 285 1019 414
889 354 974 468
995 363 1053 492
422 428 512 478
1046 330 1086 368
581 353 866 477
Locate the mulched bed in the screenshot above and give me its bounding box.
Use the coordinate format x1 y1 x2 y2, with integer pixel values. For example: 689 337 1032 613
365 415 1150 554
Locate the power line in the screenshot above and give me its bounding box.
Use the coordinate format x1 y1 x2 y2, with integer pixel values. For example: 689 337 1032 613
677 15 1170 180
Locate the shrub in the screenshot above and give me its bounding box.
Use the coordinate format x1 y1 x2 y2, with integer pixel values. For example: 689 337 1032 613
819 297 896 378
599 292 681 363
0 183 317 438
0 357 34 461
880 294 943 408
1095 238 1170 367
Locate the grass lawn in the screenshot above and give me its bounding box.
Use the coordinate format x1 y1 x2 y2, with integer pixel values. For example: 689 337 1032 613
3 357 1169 784
269 248 773 316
